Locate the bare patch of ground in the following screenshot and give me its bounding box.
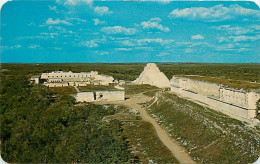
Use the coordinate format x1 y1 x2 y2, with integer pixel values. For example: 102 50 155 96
96 92 195 164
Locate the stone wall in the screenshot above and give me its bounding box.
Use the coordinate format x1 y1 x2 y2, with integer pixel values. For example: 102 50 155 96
171 76 220 97
75 91 125 102
219 88 248 108
75 92 94 102
170 76 260 119
39 71 115 87
95 91 125 101
43 82 69 87
41 71 98 79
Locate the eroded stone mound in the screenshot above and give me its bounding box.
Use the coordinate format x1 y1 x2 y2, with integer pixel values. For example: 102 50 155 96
133 63 170 88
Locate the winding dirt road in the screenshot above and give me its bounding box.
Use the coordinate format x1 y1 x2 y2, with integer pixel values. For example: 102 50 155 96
97 93 195 164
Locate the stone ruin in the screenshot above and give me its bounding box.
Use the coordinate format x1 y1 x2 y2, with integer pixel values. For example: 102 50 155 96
75 91 125 102
31 71 125 87
133 63 170 88
170 76 260 119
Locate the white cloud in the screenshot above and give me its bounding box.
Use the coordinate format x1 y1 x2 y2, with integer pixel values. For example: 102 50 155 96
57 0 113 17
217 34 260 43
185 48 194 53
28 45 40 49
215 42 252 52
134 47 153 50
237 48 251 52
121 40 135 46
121 38 174 47
81 40 99 48
46 18 73 26
12 45 21 49
191 34 204 40
40 32 58 39
80 36 106 48
140 17 170 32
175 42 192 47
62 0 93 6
115 48 132 51
4 45 22 50
101 26 137 35
67 18 87 23
216 43 238 51
94 51 109 55
217 36 229 43
48 5 57 11
169 4 260 22
157 52 170 56
229 35 260 42
93 18 105 25
175 41 211 49
94 6 112 15
252 25 260 30
54 47 62 50
211 25 252 35
137 38 174 46
28 22 36 26
126 0 171 4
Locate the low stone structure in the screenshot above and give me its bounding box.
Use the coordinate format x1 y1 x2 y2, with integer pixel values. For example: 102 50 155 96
75 91 125 102
170 76 260 120
35 71 116 87
133 63 170 88
30 76 40 84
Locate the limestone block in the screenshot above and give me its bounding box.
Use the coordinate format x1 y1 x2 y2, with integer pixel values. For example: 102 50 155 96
75 92 94 102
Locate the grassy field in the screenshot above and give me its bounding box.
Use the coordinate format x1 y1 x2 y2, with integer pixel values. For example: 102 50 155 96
108 105 178 163
146 92 260 164
124 84 159 96
47 86 77 95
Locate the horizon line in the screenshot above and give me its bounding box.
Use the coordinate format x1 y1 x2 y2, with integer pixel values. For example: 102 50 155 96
1 62 260 64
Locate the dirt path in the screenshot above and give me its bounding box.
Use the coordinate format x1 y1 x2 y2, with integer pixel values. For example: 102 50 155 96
96 93 195 164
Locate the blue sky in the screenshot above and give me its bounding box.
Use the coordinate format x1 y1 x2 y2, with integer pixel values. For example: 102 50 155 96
1 0 260 63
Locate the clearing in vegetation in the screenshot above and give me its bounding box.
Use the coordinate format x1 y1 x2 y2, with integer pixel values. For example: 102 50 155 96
105 105 178 163
146 92 260 163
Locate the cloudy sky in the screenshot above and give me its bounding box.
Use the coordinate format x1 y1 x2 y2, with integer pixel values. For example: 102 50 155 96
1 0 260 63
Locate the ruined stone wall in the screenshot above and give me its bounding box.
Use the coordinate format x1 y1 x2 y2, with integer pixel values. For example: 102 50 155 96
95 91 125 101
75 92 94 102
170 76 260 119
178 88 249 119
171 76 220 97
40 71 114 86
41 71 98 79
247 92 260 118
75 91 125 102
95 75 114 83
219 88 248 108
43 82 69 87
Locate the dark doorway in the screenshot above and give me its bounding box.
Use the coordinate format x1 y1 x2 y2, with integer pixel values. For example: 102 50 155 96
99 94 103 100
94 92 96 100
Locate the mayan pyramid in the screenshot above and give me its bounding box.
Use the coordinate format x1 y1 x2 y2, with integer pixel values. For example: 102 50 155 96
133 63 171 88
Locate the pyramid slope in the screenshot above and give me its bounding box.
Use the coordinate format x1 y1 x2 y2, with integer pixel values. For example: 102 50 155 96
133 63 170 88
